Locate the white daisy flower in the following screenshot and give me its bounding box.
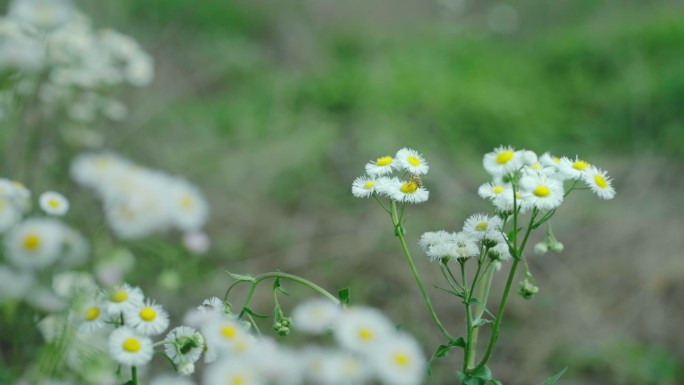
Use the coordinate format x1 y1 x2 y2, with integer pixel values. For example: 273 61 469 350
582 166 615 200
202 317 251 353
0 264 35 302
418 230 453 251
0 196 21 233
351 175 377 198
539 152 562 169
370 332 427 385
106 283 144 316
463 213 503 239
477 181 510 201
255 340 304 385
4 218 66 270
491 187 528 213
425 242 459 262
364 155 396 177
292 298 341 335
395 148 429 175
488 242 512 262
109 327 154 367
39 191 69 216
78 301 107 333
8 0 76 30
319 351 373 385
377 177 429 204
168 180 209 232
197 297 226 315
483 146 524 176
164 326 204 366
559 156 591 180
124 299 170 336
333 307 394 353
520 150 538 166
150 375 196 385
203 357 263 385
520 175 564 211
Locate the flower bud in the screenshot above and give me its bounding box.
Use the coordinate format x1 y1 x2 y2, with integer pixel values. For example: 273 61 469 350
549 240 564 253
517 278 539 300
177 362 195 376
533 242 548 255
487 248 502 261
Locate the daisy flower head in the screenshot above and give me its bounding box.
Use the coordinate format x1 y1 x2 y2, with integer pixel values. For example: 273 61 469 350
492 187 528 213
395 148 429 175
106 283 144 315
377 177 429 204
370 332 427 385
477 181 510 201
197 296 226 315
319 351 373 385
333 306 394 353
540 152 562 169
39 191 69 216
203 357 263 385
582 166 615 200
463 213 503 239
365 154 396 177
0 264 35 302
0 195 21 233
124 299 170 336
4 218 66 270
165 326 205 366
418 230 452 251
203 317 250 353
351 175 377 198
520 175 564 211
425 242 459 262
109 327 154 367
559 156 591 180
488 242 512 262
292 298 341 335
78 300 107 333
168 179 209 232
520 150 538 167
483 146 524 177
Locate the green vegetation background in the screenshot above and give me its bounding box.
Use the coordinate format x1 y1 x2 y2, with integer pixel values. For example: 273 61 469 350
6 0 684 384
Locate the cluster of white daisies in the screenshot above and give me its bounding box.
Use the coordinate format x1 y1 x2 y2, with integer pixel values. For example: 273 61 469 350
42 281 426 385
71 152 210 250
0 0 153 125
352 148 430 204
0 178 89 311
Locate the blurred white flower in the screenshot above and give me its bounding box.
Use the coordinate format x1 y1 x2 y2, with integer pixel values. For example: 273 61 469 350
292 298 341 335
39 190 69 216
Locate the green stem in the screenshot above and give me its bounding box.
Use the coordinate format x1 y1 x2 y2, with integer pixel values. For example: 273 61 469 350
390 200 453 340
131 366 138 385
461 261 474 371
469 262 496 368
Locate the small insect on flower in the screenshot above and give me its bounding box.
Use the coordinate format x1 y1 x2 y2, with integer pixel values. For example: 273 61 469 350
109 327 154 366
377 177 429 204
395 148 429 175
39 191 69 216
165 326 205 367
582 166 616 200
365 155 396 177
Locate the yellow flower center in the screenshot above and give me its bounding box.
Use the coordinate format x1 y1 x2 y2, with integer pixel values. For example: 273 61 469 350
475 222 488 232
221 325 237 338
139 307 157 321
407 155 421 166
400 182 418 194
231 376 245 385
532 162 541 170
572 160 590 171
552 156 561 164
376 156 393 166
85 307 100 321
533 185 551 198
123 338 141 353
495 151 514 165
394 353 410 367
48 198 60 208
110 290 129 303
180 195 193 209
358 328 374 340
364 180 374 189
594 174 607 188
492 185 504 194
23 234 40 250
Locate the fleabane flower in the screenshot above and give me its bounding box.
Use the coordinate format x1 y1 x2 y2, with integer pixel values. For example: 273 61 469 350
203 317 251 353
477 181 510 201
165 326 205 367
78 300 107 333
106 283 144 315
559 156 591 180
124 299 170 336
39 191 69 216
418 230 453 251
292 298 341 335
370 332 427 385
376 177 429 204
540 152 562 169
4 218 66 270
0 196 21 233
395 148 429 175
203 357 263 385
463 213 503 240
351 176 376 198
483 146 523 176
333 307 394 353
319 351 373 385
364 155 396 177
109 327 154 366
491 187 528 213
582 166 615 200
520 175 564 210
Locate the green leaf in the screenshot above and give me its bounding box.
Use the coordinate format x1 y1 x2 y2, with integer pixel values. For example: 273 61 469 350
490 380 503 385
467 298 495 318
532 209 556 229
338 287 350 305
471 365 492 381
226 271 256 283
434 285 462 297
243 307 270 319
537 367 567 385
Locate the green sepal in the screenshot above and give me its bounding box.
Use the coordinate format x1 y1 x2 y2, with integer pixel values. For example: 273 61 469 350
537 367 567 385
226 271 256 283
338 287 350 305
243 306 270 319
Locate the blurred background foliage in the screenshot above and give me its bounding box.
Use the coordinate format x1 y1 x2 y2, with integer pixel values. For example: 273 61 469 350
4 0 684 384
